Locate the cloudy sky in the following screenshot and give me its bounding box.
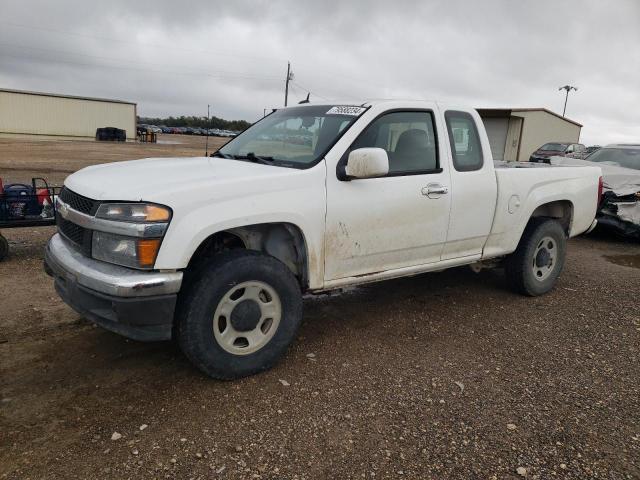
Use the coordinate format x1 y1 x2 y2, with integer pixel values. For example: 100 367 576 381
1 0 638 145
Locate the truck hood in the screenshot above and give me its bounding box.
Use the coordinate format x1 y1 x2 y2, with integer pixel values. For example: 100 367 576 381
550 156 640 196
64 156 301 202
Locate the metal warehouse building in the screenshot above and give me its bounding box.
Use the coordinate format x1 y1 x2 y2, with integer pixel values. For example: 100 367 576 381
0 88 136 141
477 108 582 162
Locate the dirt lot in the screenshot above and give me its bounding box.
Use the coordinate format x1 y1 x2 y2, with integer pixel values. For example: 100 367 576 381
1 136 639 479
0 134 227 186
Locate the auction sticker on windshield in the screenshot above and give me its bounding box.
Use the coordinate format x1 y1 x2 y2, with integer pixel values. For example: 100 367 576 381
326 106 366 116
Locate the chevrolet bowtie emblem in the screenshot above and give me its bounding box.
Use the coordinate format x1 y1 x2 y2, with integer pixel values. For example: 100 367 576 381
57 199 68 218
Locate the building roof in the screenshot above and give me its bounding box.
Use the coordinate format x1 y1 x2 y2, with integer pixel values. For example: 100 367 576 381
0 88 136 106
476 107 582 127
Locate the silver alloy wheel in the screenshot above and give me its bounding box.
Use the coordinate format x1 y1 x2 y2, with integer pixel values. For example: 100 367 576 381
532 236 557 281
213 281 282 355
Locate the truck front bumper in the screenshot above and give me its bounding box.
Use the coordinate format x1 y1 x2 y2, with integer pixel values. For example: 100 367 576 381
44 234 183 341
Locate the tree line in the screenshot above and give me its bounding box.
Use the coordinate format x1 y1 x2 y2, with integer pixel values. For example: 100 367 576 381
137 115 252 132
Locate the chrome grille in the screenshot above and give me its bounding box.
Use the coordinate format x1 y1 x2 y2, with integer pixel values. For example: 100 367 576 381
59 187 97 215
57 216 92 255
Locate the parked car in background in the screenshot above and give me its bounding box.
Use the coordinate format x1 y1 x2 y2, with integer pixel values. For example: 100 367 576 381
529 142 586 163
585 145 602 156
551 144 640 240
161 126 172 134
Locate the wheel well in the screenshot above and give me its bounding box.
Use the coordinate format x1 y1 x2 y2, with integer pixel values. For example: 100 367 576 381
530 200 573 235
186 223 309 288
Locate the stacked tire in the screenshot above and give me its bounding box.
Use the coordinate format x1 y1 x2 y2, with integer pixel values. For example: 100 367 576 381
96 127 126 142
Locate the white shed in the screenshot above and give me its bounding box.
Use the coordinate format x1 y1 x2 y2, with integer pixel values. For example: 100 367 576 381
477 108 582 162
0 88 137 141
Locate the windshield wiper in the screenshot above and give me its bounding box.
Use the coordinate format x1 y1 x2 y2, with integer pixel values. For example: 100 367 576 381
211 151 233 159
232 152 277 165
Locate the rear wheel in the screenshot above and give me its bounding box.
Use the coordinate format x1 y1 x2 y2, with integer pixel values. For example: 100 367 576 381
0 234 8 262
505 218 566 296
176 250 303 379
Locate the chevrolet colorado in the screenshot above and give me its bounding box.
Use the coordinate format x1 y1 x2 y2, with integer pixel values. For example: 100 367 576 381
45 101 602 379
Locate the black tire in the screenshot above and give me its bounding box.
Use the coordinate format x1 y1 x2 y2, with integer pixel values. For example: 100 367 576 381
505 218 567 296
176 250 303 380
0 234 8 262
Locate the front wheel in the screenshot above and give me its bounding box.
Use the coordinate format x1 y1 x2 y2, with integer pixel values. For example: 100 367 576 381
176 250 303 379
505 218 567 296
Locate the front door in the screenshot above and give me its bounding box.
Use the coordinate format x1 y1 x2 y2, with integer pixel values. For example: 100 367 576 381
324 110 452 280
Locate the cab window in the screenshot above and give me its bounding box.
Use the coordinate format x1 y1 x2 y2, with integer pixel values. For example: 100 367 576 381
445 111 484 171
351 111 439 175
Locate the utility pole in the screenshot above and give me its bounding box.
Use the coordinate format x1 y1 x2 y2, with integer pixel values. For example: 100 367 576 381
205 104 210 157
559 85 578 117
284 61 294 107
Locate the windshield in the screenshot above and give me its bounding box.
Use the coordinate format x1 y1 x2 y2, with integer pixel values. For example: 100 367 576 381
586 147 640 170
216 105 367 168
540 143 568 151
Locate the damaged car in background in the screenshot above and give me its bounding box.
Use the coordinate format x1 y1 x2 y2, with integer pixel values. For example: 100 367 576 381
551 144 640 240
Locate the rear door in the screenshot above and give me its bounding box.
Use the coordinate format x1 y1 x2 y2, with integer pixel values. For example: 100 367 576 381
324 108 452 280
441 109 498 260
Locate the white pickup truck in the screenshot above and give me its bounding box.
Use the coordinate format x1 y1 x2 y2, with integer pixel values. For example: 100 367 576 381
45 100 602 379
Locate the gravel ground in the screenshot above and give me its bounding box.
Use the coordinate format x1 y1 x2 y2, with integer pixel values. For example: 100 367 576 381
0 137 639 479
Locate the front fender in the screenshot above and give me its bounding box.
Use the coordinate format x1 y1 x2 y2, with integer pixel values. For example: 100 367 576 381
153 175 326 290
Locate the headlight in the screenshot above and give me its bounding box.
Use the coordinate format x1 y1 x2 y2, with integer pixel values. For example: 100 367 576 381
95 203 171 222
91 202 170 269
92 231 161 269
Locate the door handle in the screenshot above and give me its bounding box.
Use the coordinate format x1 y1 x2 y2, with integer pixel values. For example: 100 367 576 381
421 183 449 198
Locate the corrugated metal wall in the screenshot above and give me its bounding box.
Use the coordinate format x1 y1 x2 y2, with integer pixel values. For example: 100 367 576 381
0 91 136 140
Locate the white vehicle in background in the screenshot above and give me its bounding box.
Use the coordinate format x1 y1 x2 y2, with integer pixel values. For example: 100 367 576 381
45 100 602 379
551 144 640 239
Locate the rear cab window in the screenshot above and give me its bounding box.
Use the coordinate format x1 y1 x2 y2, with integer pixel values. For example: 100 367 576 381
444 111 484 171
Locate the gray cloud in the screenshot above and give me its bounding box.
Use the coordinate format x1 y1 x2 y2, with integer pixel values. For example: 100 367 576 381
1 0 638 145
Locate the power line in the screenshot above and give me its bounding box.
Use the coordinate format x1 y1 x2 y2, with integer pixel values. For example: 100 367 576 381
290 80 331 101
1 20 391 95
0 21 379 105
0 42 281 81
0 21 285 64
0 50 282 83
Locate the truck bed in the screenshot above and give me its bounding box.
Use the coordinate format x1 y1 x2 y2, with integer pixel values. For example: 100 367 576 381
482 161 602 259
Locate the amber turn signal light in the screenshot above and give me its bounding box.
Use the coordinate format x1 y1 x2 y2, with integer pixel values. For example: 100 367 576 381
137 239 162 268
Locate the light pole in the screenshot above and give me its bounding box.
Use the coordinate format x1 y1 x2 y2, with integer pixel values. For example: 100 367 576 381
559 85 578 117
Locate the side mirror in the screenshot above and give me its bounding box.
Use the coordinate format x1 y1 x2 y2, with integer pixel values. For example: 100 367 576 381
345 148 389 179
